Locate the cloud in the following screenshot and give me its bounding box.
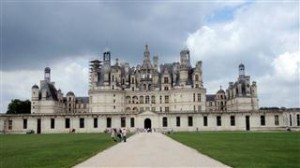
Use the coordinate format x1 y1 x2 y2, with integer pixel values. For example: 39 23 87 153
272 52 299 82
186 1 299 107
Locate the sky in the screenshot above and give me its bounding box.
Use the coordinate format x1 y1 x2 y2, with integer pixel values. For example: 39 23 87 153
1 0 299 113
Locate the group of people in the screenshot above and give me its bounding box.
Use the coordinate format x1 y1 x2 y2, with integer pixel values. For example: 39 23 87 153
110 128 127 142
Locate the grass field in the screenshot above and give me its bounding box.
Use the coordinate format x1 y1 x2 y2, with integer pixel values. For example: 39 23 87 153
168 132 300 168
0 133 116 168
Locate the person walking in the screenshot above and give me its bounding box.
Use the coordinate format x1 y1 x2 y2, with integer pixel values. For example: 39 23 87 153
117 129 123 142
122 128 127 142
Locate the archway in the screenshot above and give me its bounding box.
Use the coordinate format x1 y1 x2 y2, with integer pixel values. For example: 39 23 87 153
144 118 152 129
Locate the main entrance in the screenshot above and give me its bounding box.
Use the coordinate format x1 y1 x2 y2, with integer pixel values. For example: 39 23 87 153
144 118 152 129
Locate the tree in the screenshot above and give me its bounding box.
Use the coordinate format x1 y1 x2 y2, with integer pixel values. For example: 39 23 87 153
7 99 31 114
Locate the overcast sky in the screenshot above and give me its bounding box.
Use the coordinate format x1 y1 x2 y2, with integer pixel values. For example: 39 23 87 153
1 0 299 113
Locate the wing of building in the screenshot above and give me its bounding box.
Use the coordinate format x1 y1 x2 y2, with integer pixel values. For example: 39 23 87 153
1 45 299 134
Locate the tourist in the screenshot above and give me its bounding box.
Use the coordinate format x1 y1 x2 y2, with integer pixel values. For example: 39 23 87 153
117 129 123 142
122 128 127 142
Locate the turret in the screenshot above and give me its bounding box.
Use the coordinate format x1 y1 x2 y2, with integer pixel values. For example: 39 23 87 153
239 63 245 76
31 84 39 101
44 67 51 82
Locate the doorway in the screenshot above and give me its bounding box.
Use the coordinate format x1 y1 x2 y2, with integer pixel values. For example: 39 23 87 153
37 119 41 134
245 116 250 131
144 118 152 129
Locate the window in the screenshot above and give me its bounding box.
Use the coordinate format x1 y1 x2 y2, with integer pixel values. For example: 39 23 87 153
112 75 115 82
165 107 169 112
297 114 300 126
131 77 135 84
130 118 135 127
193 93 195 102
8 120 12 130
65 118 70 129
217 116 222 126
151 96 155 104
260 115 265 126
107 117 112 128
198 93 201 102
164 86 169 91
160 107 162 112
164 77 169 83
195 84 199 88
94 118 98 128
165 96 169 104
23 119 27 129
274 115 279 126
289 114 292 126
51 118 55 129
195 74 199 81
162 117 168 127
145 96 150 104
151 107 155 112
79 118 85 128
203 116 208 126
230 116 235 126
160 96 162 103
188 116 193 127
176 116 180 127
121 117 126 127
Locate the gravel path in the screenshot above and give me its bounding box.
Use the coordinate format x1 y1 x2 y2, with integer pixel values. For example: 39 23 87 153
73 132 230 168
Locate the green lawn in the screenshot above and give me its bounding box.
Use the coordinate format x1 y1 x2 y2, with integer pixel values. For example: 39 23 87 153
0 133 116 168
168 132 300 168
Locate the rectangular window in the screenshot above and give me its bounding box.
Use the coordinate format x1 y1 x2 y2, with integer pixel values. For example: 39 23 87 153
23 119 27 129
164 77 169 83
107 117 112 128
193 93 195 102
217 116 222 126
162 117 168 127
65 118 70 128
165 107 169 112
260 115 265 126
130 117 135 127
8 120 12 130
188 116 193 127
121 117 126 127
151 96 155 104
198 93 201 102
79 118 85 128
151 107 155 112
176 116 180 127
165 96 169 104
160 107 162 112
203 116 208 126
274 115 279 126
297 114 300 126
94 118 98 128
51 118 55 129
230 116 235 126
289 114 292 126
160 96 162 103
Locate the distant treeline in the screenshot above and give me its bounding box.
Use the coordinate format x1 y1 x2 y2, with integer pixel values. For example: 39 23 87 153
259 107 300 111
7 99 31 114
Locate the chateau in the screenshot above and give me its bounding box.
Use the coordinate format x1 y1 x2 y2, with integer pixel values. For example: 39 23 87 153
1 45 299 133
